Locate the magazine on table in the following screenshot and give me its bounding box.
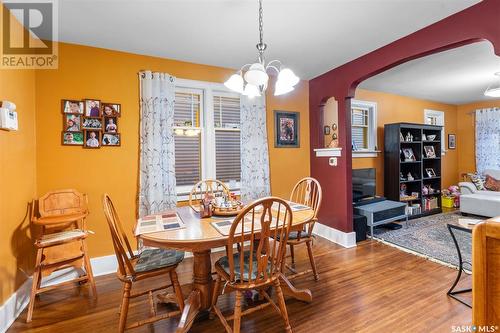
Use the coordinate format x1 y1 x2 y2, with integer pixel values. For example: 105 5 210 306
135 211 185 236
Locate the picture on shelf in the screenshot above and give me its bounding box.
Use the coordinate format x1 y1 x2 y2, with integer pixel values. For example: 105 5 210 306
64 114 81 132
425 168 436 178
104 117 118 133
84 130 101 148
62 132 84 145
448 134 456 149
62 100 84 114
424 145 436 158
82 117 103 130
102 133 120 146
85 99 101 117
402 147 416 161
102 103 121 117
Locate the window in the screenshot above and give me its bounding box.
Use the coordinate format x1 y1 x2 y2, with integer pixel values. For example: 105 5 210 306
351 99 378 157
173 79 241 199
424 109 445 155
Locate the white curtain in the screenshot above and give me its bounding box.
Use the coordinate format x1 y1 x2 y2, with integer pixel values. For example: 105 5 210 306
475 108 500 174
138 71 177 216
240 95 271 201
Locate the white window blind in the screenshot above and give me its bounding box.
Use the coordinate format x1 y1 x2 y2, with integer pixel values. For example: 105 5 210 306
174 92 201 186
214 95 241 183
352 108 368 150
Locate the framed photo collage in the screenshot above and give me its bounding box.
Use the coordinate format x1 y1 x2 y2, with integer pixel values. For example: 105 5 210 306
61 99 121 148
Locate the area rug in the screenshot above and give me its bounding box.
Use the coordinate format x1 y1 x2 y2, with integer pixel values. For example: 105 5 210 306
372 211 484 269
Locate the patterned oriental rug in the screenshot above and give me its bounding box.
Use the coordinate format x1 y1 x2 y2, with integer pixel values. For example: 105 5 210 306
372 211 484 269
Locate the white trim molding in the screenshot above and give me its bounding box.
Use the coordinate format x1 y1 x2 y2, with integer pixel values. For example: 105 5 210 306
352 150 381 158
351 99 378 152
314 147 342 157
313 222 357 248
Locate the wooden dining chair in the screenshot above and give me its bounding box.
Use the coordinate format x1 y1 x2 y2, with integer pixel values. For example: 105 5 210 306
472 219 500 326
188 179 230 213
211 197 294 333
285 177 322 281
27 189 96 322
102 194 185 332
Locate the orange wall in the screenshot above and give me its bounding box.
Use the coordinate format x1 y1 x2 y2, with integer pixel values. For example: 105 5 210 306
35 42 310 260
456 100 500 174
0 70 37 304
353 89 459 195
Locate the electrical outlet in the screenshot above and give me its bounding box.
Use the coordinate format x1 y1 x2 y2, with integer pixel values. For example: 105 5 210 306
329 157 337 166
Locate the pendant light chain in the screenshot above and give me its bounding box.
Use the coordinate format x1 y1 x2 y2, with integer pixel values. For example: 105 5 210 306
223 0 299 97
257 0 267 62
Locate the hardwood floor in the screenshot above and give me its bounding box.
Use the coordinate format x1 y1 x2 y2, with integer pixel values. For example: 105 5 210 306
8 237 472 332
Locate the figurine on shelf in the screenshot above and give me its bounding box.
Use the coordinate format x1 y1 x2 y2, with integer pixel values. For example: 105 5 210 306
428 185 435 194
400 184 407 197
400 132 404 141
406 132 411 142
407 172 414 181
422 185 429 195
422 133 427 141
400 172 405 181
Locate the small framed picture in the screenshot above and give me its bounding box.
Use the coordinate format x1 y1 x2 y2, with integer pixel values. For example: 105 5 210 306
424 145 436 158
402 148 415 161
64 114 81 132
426 168 436 178
85 99 101 117
104 116 118 133
62 100 84 114
62 131 84 145
84 130 101 148
274 111 300 148
102 103 121 117
323 125 331 135
102 133 121 146
448 134 456 149
82 117 103 130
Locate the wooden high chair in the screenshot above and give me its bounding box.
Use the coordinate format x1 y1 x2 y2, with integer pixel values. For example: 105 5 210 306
27 189 96 322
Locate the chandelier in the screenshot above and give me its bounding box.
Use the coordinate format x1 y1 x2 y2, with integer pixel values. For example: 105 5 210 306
224 0 299 97
484 72 500 98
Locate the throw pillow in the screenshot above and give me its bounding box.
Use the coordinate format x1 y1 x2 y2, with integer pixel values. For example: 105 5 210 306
484 174 500 191
467 173 486 190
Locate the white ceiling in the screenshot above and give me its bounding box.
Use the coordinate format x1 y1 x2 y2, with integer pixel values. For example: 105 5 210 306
359 41 500 105
44 0 481 80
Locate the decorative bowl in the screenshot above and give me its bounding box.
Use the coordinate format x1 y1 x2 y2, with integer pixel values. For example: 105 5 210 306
426 135 436 141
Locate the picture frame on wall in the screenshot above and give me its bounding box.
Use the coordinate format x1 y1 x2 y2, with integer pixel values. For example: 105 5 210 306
82 117 103 130
102 103 121 117
104 117 118 133
274 110 299 148
64 114 81 132
62 100 84 114
62 132 84 146
85 99 101 117
102 133 121 146
448 134 456 149
84 130 101 148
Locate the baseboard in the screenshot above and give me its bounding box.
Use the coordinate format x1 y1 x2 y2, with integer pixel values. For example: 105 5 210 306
313 222 357 248
0 247 228 333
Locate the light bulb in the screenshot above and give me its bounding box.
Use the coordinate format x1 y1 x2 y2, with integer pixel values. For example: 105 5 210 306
224 74 244 93
244 63 269 87
277 68 299 87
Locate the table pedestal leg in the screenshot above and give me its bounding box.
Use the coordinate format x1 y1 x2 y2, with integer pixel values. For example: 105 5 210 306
176 250 213 332
279 273 312 303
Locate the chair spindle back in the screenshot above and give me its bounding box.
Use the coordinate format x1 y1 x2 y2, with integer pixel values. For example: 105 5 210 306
226 197 292 286
102 194 136 278
189 179 230 212
290 177 322 235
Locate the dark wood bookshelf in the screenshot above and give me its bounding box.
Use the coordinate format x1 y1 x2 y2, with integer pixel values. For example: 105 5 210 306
384 122 443 219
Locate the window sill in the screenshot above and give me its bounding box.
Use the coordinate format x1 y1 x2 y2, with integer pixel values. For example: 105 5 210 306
352 150 381 158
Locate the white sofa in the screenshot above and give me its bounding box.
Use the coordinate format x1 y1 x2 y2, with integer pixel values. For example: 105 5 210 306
459 169 500 217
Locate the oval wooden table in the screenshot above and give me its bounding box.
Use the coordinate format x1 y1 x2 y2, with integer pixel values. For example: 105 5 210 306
140 205 315 332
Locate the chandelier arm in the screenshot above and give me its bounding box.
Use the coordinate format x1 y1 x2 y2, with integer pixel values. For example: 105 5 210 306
266 65 281 74
239 63 254 72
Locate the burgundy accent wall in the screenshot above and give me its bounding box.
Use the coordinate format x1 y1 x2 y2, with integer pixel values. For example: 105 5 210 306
309 0 500 233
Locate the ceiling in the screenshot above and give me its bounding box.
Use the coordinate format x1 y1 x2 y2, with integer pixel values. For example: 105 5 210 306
38 0 481 80
359 41 500 105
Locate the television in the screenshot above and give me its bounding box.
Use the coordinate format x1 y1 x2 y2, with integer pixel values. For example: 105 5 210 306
352 168 376 202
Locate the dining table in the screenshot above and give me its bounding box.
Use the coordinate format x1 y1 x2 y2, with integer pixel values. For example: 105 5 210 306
139 204 315 332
